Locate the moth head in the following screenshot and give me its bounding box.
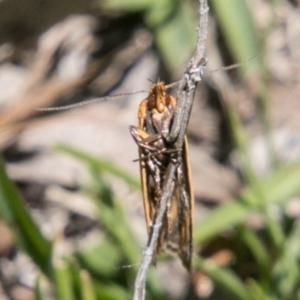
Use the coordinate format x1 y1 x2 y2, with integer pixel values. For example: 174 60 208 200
151 82 167 113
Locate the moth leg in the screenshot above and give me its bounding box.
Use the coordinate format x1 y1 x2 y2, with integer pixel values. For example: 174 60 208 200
138 99 149 129
141 133 162 145
129 126 163 191
168 95 177 111
130 126 181 157
175 158 192 271
129 126 163 152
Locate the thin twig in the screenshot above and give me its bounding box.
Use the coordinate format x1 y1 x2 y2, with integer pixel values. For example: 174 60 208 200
170 0 209 147
132 1 209 299
133 163 176 300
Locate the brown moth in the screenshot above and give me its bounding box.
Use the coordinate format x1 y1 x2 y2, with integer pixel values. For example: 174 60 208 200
129 81 194 271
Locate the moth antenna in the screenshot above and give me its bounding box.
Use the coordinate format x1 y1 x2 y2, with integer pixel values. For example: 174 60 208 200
165 81 180 90
36 89 148 112
162 53 261 91
147 78 155 84
115 263 140 270
208 51 262 74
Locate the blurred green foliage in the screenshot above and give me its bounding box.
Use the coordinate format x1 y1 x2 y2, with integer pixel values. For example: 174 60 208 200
210 0 260 73
101 0 197 74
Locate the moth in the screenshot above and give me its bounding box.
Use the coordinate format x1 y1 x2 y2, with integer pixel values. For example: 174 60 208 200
129 81 194 271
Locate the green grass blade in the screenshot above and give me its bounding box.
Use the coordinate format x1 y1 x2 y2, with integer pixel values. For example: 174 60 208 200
247 279 271 300
194 159 300 244
54 259 75 300
101 0 197 72
0 158 52 276
76 239 121 278
55 144 142 265
56 144 140 190
196 257 250 300
144 0 197 72
100 0 152 11
211 0 260 73
34 276 45 300
274 220 300 298
80 270 97 300
225 105 286 250
238 226 270 277
94 282 131 300
85 167 140 265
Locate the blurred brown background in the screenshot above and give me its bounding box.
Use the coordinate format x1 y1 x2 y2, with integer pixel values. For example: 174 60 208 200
0 0 300 299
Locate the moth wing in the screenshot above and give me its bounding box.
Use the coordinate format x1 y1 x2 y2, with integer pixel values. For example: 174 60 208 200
139 145 162 265
183 135 194 220
138 96 155 232
139 147 155 232
179 135 194 271
159 135 193 271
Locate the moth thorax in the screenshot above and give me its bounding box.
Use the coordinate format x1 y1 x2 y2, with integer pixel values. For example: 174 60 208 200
152 91 164 112
157 102 165 113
